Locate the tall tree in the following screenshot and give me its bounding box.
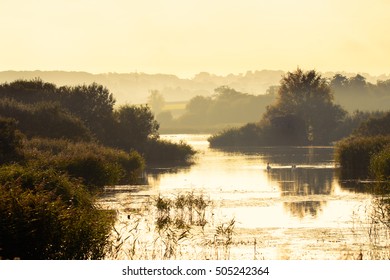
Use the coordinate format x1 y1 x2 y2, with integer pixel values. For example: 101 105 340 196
263 68 346 144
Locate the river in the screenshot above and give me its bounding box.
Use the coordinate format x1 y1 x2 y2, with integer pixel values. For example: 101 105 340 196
100 134 389 260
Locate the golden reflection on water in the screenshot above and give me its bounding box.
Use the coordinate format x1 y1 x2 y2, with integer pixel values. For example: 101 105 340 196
101 134 384 259
149 134 369 230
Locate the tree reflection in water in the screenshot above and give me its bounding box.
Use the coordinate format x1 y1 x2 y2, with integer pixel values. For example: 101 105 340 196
267 167 335 218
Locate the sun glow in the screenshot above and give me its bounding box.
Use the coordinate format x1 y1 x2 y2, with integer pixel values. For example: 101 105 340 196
0 0 389 77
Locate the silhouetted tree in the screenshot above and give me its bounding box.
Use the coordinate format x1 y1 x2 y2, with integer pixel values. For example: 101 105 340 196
263 68 346 144
0 78 57 104
0 99 92 141
178 86 274 127
112 105 159 150
58 83 115 142
330 74 348 89
349 74 367 91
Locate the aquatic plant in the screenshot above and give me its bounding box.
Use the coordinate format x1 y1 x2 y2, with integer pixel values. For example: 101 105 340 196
214 218 236 260
106 191 237 260
154 192 212 259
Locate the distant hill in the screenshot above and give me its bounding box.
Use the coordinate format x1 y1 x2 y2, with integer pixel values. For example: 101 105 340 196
0 70 388 105
0 70 284 104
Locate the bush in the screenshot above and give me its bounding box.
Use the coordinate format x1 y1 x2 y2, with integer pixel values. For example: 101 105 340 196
0 165 114 259
335 136 390 179
23 138 145 188
208 123 264 147
142 138 196 164
0 117 24 164
0 78 57 104
0 98 92 141
370 145 390 180
0 79 195 165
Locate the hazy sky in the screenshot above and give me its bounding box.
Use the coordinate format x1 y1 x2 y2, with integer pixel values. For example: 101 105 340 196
1 0 389 78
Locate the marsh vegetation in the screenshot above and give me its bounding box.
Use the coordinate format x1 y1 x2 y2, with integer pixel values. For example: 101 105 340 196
1 68 390 259
0 79 194 259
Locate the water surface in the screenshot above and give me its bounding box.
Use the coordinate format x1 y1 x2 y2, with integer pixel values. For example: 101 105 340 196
101 134 387 259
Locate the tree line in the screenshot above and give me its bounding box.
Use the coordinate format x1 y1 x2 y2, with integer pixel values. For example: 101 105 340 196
155 86 276 133
152 71 390 133
0 79 194 162
208 68 389 147
207 68 390 181
331 73 390 112
0 78 195 259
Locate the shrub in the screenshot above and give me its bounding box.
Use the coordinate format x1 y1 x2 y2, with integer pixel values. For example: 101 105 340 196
0 117 24 164
208 127 241 147
208 124 264 147
0 98 92 141
143 138 195 164
370 145 390 180
0 165 114 259
335 136 390 179
0 164 91 206
23 138 145 188
0 78 57 104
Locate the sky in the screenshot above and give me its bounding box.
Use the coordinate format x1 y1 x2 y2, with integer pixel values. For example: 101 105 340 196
0 0 389 78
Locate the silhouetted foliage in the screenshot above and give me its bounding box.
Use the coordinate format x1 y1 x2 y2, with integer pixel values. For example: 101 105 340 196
0 78 57 104
143 138 196 164
261 114 308 145
0 98 92 141
330 74 390 112
0 79 194 163
0 117 24 163
209 69 347 147
263 68 347 145
23 138 144 188
0 165 114 259
335 110 390 179
57 83 116 142
370 145 390 181
0 80 114 141
208 123 263 147
335 136 390 179
165 86 275 131
111 104 159 151
0 78 197 260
